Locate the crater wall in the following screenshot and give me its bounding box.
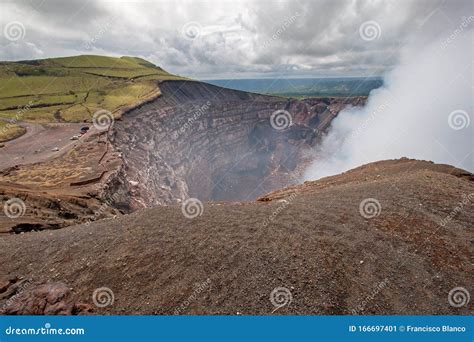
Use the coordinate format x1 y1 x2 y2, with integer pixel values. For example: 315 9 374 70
111 81 365 209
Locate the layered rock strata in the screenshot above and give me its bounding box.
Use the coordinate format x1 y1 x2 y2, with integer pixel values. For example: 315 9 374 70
111 81 365 208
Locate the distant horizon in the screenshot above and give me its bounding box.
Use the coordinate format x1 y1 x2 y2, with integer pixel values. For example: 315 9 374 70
201 75 384 81
204 77 384 97
1 53 384 81
0 54 383 82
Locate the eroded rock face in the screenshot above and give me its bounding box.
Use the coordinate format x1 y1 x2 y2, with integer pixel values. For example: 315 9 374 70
112 81 365 208
0 278 92 315
0 131 124 233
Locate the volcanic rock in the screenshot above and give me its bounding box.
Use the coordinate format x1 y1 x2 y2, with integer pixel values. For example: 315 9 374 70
1 280 90 315
0 158 471 315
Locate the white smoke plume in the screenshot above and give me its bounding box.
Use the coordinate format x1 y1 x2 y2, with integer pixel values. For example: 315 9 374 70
304 6 473 180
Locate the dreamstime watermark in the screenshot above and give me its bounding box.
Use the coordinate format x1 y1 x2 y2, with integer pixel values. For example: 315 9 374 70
3 198 26 219
177 101 211 137
5 323 85 336
83 17 116 50
174 278 211 314
448 287 470 308
182 21 202 40
270 109 292 130
16 100 34 118
440 16 474 49
349 102 389 140
352 278 389 314
181 198 204 218
270 286 293 312
359 21 381 41
84 191 123 226
4 21 26 42
262 192 298 228
448 110 470 130
439 193 473 227
261 12 301 49
1 279 32 312
0 100 35 137
92 109 114 131
359 198 381 219
92 287 114 308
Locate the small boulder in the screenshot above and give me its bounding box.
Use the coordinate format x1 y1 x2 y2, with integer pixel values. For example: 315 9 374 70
3 282 79 315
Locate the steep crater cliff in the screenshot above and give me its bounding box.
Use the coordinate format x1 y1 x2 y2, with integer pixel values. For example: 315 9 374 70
111 81 365 208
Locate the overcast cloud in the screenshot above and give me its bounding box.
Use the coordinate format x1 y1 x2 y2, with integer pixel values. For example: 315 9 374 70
0 0 466 79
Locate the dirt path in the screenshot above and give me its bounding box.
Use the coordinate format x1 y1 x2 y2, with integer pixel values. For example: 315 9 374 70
0 120 90 171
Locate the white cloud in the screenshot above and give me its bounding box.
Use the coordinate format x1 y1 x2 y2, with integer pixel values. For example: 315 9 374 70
304 6 473 179
0 0 460 79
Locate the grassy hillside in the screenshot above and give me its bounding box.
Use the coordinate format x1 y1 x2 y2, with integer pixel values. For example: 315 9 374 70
0 55 185 140
0 120 25 142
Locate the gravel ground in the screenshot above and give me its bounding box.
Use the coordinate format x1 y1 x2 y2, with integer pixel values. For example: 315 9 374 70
0 158 472 315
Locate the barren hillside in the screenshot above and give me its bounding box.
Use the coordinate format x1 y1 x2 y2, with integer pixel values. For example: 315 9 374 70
1 158 472 315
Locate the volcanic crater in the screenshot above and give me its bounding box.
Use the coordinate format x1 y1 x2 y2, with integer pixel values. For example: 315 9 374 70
0 79 472 316
109 80 365 209
0 80 365 232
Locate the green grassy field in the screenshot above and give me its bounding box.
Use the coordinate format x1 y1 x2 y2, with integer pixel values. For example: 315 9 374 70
0 55 186 140
0 120 26 142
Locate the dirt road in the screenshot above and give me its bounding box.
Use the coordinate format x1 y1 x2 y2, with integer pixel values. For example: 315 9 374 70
0 120 89 171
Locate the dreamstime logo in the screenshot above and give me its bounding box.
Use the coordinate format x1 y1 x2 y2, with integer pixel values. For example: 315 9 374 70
261 12 301 49
359 21 381 41
359 198 381 219
3 198 26 219
2 279 32 312
448 110 470 130
177 100 212 137
92 110 114 131
270 287 292 312
448 287 470 308
440 16 474 49
270 110 292 130
181 198 203 218
182 21 202 40
4 21 26 42
92 287 115 308
83 16 116 50
349 102 389 140
174 278 212 314
439 193 473 227
262 192 298 228
352 278 389 314
84 190 124 226
0 100 34 136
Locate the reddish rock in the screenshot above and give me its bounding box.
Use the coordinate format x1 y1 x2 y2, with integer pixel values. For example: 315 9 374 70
4 282 75 315
0 276 17 293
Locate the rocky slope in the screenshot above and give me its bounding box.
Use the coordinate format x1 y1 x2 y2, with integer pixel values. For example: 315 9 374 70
0 129 123 233
1 158 472 315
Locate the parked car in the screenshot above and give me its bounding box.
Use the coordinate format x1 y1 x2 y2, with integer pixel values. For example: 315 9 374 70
52 147 60 152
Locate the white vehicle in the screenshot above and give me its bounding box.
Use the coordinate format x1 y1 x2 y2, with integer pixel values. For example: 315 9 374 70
52 147 60 152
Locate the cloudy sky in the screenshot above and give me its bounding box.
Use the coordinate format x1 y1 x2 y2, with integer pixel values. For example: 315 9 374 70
0 0 468 79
